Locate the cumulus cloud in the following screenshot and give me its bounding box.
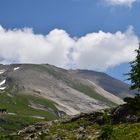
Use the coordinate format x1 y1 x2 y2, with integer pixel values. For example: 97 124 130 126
103 0 137 7
0 25 139 71
73 26 139 70
0 26 74 68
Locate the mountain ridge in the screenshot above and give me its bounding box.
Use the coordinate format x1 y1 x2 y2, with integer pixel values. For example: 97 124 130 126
0 64 128 116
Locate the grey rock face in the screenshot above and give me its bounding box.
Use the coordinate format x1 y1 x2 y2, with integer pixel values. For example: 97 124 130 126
0 64 127 115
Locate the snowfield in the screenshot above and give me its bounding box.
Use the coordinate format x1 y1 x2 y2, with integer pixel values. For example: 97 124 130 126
0 80 6 90
0 70 5 74
0 80 6 86
0 87 6 90
14 67 20 71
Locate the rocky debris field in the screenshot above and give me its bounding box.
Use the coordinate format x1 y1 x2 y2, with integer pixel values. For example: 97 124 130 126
2 104 140 140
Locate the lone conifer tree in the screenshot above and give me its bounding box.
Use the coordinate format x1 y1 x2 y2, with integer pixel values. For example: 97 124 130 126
123 43 140 109
127 43 140 92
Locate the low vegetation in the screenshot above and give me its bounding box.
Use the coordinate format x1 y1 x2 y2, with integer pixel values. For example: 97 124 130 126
0 92 59 135
1 110 140 140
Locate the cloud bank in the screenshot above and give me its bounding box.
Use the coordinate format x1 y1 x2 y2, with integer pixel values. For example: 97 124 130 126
0 25 139 71
104 0 137 7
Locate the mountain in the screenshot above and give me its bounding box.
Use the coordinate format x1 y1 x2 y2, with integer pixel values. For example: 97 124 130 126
0 64 134 134
0 64 131 115
73 70 133 98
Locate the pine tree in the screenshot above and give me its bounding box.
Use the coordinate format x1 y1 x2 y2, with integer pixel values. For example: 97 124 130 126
127 43 140 92
124 43 140 110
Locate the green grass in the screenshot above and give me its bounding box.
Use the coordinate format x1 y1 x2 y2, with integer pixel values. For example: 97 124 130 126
0 93 59 134
43 118 101 140
22 122 140 140
0 93 58 118
0 115 39 134
2 111 140 140
108 123 140 140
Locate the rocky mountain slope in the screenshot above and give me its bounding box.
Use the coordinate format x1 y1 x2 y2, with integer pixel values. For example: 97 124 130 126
0 64 133 135
0 64 130 116
3 104 140 140
74 70 133 98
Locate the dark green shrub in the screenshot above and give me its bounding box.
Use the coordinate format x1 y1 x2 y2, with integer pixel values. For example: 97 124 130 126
124 94 140 111
103 113 111 124
99 124 113 140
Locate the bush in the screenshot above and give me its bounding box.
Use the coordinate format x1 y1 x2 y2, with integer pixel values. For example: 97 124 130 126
99 113 113 140
99 124 113 140
103 113 111 124
124 94 140 111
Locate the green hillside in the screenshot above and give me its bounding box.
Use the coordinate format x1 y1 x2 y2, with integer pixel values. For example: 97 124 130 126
0 92 59 134
1 110 140 140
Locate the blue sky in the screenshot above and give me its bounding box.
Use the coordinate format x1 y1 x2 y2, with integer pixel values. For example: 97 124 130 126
0 0 139 82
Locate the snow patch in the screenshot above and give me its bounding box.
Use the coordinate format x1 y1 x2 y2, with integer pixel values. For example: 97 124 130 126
0 80 6 86
0 87 6 90
14 67 20 71
0 70 5 74
0 80 6 90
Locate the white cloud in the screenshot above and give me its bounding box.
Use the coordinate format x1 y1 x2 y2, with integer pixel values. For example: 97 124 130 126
0 27 74 68
73 26 139 70
104 0 137 7
0 25 139 71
